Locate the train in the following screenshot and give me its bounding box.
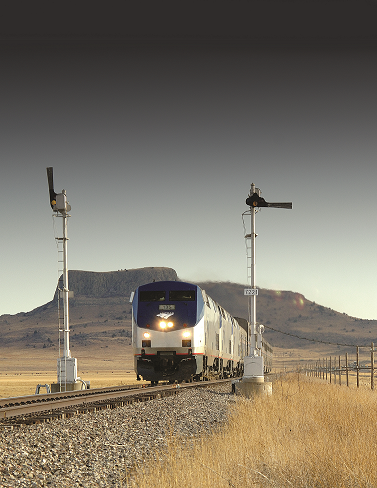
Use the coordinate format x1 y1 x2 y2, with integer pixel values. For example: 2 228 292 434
130 280 272 384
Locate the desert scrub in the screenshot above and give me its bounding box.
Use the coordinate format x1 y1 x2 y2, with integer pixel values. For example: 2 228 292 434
130 374 377 488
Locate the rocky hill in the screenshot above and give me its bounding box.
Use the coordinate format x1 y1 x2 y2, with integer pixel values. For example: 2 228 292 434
0 267 376 363
0 267 177 353
194 281 377 354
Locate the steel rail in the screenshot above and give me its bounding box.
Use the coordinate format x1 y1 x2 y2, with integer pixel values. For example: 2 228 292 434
0 378 233 421
0 383 144 409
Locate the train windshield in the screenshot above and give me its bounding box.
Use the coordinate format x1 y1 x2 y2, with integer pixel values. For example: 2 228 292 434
139 290 166 302
169 290 195 301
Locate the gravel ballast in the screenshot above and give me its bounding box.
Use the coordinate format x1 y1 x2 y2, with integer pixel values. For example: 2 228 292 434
0 384 236 487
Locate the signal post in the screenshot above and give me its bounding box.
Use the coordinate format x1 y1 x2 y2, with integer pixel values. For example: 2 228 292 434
236 184 291 398
46 168 87 393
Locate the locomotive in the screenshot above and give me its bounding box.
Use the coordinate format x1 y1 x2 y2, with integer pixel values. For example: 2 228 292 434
131 280 272 384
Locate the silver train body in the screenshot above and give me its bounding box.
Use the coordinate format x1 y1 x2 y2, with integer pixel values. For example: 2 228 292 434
131 280 272 383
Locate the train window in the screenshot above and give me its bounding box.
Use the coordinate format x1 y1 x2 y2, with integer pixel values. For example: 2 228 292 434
169 290 195 301
139 290 166 302
215 333 219 350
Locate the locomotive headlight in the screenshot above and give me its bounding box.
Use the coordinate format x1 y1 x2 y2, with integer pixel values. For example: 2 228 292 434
183 331 191 338
159 321 167 329
143 332 151 338
167 322 174 328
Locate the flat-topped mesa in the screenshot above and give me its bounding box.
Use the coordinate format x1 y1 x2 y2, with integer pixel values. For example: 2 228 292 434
53 267 178 300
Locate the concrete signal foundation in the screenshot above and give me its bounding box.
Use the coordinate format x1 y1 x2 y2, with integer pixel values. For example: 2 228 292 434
235 377 272 399
235 355 272 398
50 381 84 393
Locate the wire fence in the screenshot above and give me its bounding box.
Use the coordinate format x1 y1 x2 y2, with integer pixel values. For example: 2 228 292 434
301 342 377 390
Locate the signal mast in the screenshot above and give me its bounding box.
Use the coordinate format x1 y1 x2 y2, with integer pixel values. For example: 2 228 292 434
241 184 292 394
47 167 84 392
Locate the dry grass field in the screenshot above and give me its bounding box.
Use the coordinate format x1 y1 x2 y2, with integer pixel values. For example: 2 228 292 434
129 374 377 488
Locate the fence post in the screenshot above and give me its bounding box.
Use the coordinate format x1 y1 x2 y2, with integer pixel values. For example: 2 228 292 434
339 356 341 386
326 357 328 381
329 357 332 384
357 346 359 388
334 357 336 385
371 342 374 391
346 352 349 387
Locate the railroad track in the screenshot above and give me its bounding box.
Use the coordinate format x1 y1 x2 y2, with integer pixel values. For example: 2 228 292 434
0 378 234 428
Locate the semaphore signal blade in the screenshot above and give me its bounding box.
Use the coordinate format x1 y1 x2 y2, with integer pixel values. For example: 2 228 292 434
246 193 292 209
46 167 57 208
266 202 292 209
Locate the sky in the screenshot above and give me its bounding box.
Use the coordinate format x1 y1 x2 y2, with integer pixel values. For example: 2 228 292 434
1 1 377 319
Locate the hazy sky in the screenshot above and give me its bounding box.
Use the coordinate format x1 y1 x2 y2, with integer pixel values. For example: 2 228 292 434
1 2 377 319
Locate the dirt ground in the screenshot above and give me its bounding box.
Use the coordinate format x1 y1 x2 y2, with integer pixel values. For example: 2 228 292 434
0 345 148 398
0 371 149 398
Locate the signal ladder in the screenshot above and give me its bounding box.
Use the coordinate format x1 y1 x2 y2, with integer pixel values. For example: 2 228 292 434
245 234 252 288
243 208 256 290
56 234 65 390
244 209 257 351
